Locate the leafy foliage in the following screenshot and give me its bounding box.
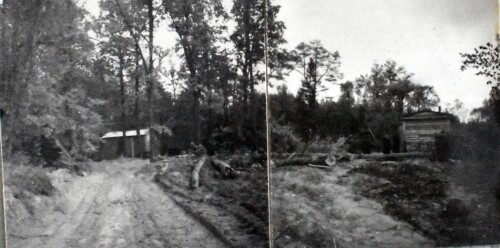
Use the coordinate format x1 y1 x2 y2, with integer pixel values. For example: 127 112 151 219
164 0 227 144
461 42 500 87
355 61 439 140
461 42 500 125
291 40 342 112
0 0 104 159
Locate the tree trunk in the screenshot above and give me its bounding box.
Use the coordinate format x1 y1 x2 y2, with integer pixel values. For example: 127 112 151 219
241 2 251 107
249 62 257 149
119 49 126 156
192 88 201 144
222 81 230 124
135 43 141 157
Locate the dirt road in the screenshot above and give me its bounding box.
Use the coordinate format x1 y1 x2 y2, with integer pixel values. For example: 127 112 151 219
9 159 229 248
272 159 434 248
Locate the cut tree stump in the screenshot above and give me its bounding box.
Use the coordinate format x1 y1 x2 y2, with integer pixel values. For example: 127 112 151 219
190 156 237 189
191 155 209 189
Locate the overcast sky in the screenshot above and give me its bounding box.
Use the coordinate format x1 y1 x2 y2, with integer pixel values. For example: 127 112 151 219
274 0 498 115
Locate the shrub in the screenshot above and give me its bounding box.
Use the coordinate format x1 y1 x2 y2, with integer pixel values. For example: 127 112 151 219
39 135 62 167
6 165 54 196
347 129 375 154
382 135 392 154
448 122 500 161
208 126 239 153
435 131 451 161
307 137 333 153
271 122 302 153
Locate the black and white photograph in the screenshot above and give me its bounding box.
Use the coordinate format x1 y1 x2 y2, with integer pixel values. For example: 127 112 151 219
0 0 269 247
1 0 500 247
269 0 500 247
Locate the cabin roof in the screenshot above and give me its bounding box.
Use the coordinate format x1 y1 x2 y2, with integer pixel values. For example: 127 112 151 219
102 128 149 139
400 109 455 121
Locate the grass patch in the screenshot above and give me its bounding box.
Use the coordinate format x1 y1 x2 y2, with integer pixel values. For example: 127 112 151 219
201 165 268 222
350 160 483 246
6 164 54 197
271 161 438 247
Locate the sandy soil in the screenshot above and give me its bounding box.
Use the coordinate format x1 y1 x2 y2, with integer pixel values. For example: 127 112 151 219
154 155 269 248
271 159 434 248
7 159 229 248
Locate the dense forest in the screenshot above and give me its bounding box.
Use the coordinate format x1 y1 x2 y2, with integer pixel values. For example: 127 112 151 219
0 0 287 163
0 0 498 165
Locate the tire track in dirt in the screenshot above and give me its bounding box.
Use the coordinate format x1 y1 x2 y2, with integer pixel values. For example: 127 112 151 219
131 172 229 248
8 160 231 248
10 173 108 248
154 175 268 248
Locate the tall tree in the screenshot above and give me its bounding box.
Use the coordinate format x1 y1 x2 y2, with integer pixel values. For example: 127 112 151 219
289 40 342 138
355 60 439 139
163 0 226 144
96 5 135 155
355 60 439 114
0 0 103 157
107 0 162 161
291 40 342 113
231 0 286 147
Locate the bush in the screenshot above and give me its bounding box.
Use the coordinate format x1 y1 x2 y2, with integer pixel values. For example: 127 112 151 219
6 165 54 196
208 126 239 153
39 135 62 167
271 122 302 153
435 131 451 161
382 135 392 154
346 129 375 154
307 137 333 153
448 122 500 161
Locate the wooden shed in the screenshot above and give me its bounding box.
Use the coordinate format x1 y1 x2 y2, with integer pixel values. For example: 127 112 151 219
100 128 150 160
400 110 455 152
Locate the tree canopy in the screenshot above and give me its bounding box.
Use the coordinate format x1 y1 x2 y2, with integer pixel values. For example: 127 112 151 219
461 41 500 125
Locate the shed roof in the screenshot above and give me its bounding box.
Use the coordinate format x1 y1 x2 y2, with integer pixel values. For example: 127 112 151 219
400 110 455 121
102 128 149 139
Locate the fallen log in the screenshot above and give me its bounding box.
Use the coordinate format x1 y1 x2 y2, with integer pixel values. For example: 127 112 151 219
55 138 73 164
307 164 334 170
271 153 327 159
357 152 430 161
212 158 237 179
55 138 87 176
190 155 238 189
272 154 329 167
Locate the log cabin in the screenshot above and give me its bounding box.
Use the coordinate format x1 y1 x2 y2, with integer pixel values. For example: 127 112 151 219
400 109 455 152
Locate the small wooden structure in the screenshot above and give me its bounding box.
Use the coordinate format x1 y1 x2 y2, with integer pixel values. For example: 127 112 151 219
100 128 150 160
400 110 455 152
